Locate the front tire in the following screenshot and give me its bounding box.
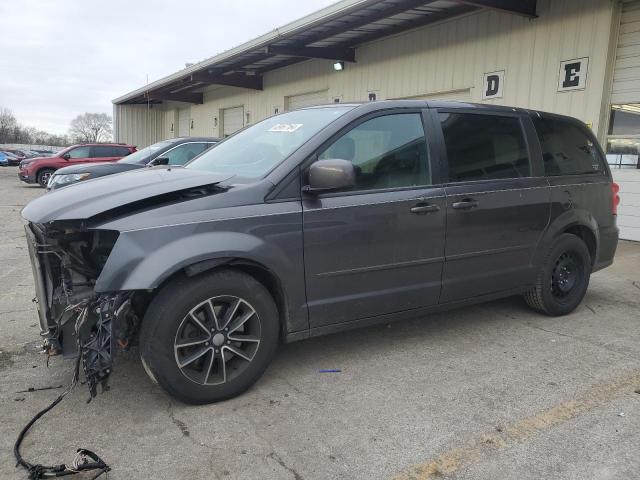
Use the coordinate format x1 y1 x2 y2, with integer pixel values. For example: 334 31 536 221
36 168 55 187
524 234 591 316
140 269 279 404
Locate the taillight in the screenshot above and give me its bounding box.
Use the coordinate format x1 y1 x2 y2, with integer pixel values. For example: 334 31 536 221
611 182 620 215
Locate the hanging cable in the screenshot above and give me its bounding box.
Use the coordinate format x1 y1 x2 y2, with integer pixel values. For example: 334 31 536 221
13 303 111 479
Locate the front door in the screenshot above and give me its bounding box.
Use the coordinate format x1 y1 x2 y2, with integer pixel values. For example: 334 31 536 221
436 110 550 302
302 111 446 328
65 145 93 165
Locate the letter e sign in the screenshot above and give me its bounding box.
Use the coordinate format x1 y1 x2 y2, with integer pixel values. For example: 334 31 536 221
558 57 589 92
482 70 504 99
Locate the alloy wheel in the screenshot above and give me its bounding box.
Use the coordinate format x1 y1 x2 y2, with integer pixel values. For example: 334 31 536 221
174 295 261 385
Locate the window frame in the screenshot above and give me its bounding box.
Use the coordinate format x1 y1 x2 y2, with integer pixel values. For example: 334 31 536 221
431 108 539 185
302 108 440 198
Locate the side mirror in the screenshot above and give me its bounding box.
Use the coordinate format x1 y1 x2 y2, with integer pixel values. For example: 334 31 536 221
305 159 356 193
151 157 169 166
62 153 71 160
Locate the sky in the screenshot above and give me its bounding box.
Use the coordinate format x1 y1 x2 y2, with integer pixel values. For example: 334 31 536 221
0 0 337 135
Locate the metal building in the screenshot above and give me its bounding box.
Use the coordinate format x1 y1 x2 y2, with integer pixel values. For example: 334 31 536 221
113 0 640 238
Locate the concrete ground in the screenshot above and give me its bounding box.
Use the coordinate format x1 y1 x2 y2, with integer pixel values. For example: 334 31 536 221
1 165 639 480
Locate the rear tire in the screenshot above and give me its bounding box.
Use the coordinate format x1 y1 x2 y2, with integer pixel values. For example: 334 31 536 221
139 269 279 404
524 234 591 316
36 168 55 187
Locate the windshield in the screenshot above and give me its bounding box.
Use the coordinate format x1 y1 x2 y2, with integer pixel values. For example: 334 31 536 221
186 106 353 178
118 139 176 164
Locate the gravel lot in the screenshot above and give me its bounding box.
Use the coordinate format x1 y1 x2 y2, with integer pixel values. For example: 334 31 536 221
1 165 639 480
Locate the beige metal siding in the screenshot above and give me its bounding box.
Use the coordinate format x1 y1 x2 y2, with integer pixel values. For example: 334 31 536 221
222 106 244 136
393 88 472 102
163 109 177 139
178 107 191 137
286 90 329 110
117 0 616 147
612 1 640 104
114 105 164 147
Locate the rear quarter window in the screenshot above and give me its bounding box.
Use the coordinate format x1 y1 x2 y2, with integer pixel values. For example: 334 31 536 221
533 116 605 176
113 146 132 156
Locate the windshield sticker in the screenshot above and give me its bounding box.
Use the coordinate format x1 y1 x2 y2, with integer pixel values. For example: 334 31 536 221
268 123 303 133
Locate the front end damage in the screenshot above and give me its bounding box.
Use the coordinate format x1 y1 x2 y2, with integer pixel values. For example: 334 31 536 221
25 221 139 398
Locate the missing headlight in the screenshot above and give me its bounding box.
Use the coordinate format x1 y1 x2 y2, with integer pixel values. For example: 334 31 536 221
25 222 139 394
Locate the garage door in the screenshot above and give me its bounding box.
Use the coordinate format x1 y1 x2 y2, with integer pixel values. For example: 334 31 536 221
178 107 190 137
612 169 640 241
611 1 640 104
223 106 244 137
395 88 472 102
286 90 328 111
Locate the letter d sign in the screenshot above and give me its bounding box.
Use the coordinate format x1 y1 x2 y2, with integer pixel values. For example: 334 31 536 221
482 70 504 99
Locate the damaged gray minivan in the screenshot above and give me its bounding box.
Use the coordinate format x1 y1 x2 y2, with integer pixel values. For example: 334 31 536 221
22 101 619 404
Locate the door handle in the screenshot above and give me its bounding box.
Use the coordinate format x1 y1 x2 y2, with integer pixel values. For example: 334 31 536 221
410 204 440 214
451 199 479 210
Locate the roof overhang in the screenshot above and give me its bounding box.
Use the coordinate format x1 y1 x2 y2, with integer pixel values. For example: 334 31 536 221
113 0 537 105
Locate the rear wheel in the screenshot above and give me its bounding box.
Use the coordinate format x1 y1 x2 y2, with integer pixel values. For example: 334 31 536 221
36 168 55 187
140 269 279 404
524 234 591 316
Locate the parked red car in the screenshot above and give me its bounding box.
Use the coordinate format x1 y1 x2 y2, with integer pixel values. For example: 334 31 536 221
18 143 137 187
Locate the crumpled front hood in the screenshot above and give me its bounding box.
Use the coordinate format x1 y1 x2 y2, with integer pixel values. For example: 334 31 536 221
22 167 233 224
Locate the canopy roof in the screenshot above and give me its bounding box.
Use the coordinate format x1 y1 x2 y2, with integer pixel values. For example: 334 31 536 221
113 0 536 105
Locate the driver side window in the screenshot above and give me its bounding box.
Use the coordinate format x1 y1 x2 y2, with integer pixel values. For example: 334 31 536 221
318 113 430 191
67 146 91 159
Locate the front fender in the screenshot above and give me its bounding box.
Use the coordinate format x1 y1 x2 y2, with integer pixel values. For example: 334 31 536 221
95 228 296 292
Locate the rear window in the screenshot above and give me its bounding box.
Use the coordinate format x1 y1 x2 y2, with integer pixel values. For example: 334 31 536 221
439 112 530 182
533 116 605 176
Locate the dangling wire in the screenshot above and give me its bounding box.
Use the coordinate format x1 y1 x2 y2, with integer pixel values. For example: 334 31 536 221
13 302 111 480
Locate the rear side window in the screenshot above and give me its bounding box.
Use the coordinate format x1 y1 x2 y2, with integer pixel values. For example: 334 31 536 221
92 146 130 157
533 116 604 176
91 146 113 157
439 113 530 182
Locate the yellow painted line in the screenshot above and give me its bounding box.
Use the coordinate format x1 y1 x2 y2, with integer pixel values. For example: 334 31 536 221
392 369 640 480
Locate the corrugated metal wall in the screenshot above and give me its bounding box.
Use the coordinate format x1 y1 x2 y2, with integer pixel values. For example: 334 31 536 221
116 0 617 147
114 104 165 146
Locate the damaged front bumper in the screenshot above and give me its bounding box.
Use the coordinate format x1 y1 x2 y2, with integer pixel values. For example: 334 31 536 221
24 221 139 397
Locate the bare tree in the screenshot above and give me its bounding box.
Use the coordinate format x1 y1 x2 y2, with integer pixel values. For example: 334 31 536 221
0 107 18 143
0 106 70 146
68 113 113 143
